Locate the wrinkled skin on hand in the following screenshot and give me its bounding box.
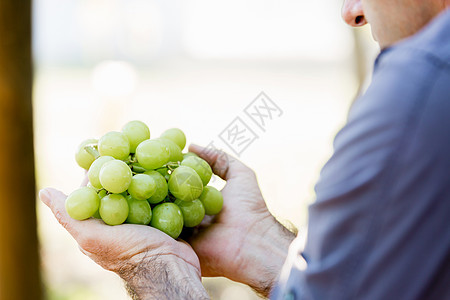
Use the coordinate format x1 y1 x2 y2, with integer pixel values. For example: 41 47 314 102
187 145 295 296
40 188 201 289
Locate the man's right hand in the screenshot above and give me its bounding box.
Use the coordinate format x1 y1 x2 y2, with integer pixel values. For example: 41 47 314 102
188 145 296 297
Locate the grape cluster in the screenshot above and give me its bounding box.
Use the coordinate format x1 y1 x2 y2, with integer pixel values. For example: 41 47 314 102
68 121 223 239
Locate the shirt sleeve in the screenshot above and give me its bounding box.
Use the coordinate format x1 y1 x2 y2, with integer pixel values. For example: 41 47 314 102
271 46 450 300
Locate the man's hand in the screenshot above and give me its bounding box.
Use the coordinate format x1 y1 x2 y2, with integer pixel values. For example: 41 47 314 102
40 188 209 300
187 145 296 297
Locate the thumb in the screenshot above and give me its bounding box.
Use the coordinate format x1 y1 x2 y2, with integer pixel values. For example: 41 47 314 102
188 144 253 181
39 187 102 241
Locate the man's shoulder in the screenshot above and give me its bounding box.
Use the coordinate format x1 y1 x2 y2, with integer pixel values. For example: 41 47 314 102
343 10 450 173
378 9 450 69
406 8 450 63
357 10 450 121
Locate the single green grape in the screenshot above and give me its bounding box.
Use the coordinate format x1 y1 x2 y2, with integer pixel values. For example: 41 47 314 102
144 170 168 204
126 195 152 225
174 199 205 227
159 138 183 162
87 156 115 189
160 128 186 150
181 156 212 186
168 166 203 201
65 187 100 220
99 194 129 225
122 120 150 153
199 186 223 215
136 139 170 169
128 174 156 201
98 131 130 160
75 138 98 170
182 152 198 160
150 203 183 239
99 159 132 193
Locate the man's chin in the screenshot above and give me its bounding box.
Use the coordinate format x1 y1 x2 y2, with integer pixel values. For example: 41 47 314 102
369 31 386 50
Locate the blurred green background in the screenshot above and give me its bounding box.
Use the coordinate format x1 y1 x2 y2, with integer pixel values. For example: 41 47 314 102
30 0 378 299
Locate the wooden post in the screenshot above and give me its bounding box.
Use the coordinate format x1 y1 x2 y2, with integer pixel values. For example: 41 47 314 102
0 0 42 299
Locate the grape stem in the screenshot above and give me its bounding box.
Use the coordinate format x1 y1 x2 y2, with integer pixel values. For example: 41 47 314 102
84 146 100 159
165 162 180 172
126 154 138 165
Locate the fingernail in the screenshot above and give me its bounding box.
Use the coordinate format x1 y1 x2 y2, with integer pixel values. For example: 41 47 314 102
39 188 49 200
188 143 200 150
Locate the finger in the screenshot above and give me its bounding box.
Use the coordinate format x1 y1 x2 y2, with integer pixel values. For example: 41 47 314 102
39 187 102 240
188 144 251 180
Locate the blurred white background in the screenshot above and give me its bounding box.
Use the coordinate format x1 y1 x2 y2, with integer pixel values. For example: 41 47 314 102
34 0 378 299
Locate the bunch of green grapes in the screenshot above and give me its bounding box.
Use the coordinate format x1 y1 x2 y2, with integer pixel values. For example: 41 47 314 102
67 120 223 239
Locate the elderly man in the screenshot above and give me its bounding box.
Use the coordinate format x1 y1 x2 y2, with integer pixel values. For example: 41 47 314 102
41 1 450 299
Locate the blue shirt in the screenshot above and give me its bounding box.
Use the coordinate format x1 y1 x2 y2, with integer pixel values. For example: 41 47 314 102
272 9 450 300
